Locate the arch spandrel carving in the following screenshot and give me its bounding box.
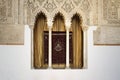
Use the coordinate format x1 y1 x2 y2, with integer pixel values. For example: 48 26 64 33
24 0 94 26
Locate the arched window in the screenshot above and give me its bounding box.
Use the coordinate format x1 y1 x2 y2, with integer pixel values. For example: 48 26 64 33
52 12 66 68
33 12 84 69
52 12 65 31
34 12 48 69
71 13 83 68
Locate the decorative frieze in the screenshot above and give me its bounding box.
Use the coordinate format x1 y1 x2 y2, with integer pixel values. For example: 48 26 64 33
24 0 92 25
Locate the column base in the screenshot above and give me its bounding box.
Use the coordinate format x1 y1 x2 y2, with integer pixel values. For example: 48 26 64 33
66 67 70 69
48 67 52 69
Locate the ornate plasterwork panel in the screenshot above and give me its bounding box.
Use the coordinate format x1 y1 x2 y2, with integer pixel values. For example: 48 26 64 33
0 0 25 45
61 0 75 13
0 0 13 24
94 0 120 45
0 0 120 45
44 0 57 12
80 0 91 13
0 0 24 24
101 0 120 25
36 0 45 5
55 0 63 4
92 0 98 25
72 0 82 6
24 0 92 25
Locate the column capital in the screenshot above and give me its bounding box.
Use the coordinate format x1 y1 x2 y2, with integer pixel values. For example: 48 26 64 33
82 25 89 31
65 19 71 30
47 19 53 29
26 24 34 30
89 26 97 31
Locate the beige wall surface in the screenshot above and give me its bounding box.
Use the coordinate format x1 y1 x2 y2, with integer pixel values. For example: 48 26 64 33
0 25 24 45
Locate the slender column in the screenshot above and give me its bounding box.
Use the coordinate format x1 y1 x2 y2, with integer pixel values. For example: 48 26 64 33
83 26 88 69
88 26 97 46
65 20 71 69
48 27 52 68
28 25 34 69
83 26 97 68
66 28 70 68
31 28 34 69
47 19 53 69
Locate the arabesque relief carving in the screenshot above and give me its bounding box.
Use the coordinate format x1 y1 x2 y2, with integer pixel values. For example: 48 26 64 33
44 0 57 12
0 0 13 24
62 0 75 13
25 0 92 25
103 0 120 24
0 0 120 45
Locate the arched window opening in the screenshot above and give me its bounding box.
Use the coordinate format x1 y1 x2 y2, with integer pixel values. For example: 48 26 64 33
34 12 48 69
33 12 84 69
70 13 83 69
52 12 65 31
52 12 66 68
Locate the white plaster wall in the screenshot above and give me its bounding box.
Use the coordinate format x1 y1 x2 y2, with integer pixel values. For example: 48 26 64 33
0 26 120 80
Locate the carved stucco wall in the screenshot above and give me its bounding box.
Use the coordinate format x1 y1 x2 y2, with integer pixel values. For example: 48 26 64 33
0 0 24 24
24 0 94 26
0 0 94 44
99 0 120 25
0 0 14 24
0 0 120 45
0 0 24 44
94 0 120 45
